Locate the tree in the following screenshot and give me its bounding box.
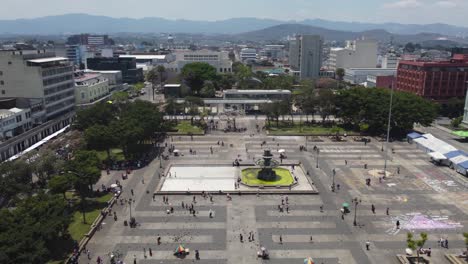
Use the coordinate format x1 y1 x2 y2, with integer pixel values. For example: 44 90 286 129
146 68 159 100
407 232 428 263
200 82 216 98
74 102 116 130
216 73 236 90
32 149 64 188
405 42 416 53
0 160 33 201
440 97 464 118
316 89 336 122
181 62 217 95
48 175 72 200
335 87 438 136
451 116 463 128
0 192 71 264
110 91 129 103
84 124 118 160
294 80 316 122
335 68 345 81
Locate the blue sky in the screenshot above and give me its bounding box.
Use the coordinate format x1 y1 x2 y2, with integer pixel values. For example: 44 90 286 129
1 0 467 26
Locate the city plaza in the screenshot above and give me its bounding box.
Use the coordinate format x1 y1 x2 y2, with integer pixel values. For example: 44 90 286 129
82 118 468 264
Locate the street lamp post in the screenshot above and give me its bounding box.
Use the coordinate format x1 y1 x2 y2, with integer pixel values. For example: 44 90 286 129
352 197 360 226
383 84 395 178
332 168 336 192
128 198 133 219
316 148 320 168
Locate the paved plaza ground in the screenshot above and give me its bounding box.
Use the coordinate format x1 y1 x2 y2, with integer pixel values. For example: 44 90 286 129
82 118 468 264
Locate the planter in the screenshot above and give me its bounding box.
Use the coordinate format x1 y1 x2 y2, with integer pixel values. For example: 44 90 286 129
397 254 431 264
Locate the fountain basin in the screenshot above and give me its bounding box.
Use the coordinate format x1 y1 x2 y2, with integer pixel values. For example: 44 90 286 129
241 167 294 187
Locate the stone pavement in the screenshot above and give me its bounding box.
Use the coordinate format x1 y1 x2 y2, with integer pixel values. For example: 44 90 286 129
82 123 468 264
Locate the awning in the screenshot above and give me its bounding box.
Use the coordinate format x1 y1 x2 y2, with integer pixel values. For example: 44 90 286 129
428 152 446 160
457 160 468 169
407 132 422 139
444 150 465 159
449 155 468 165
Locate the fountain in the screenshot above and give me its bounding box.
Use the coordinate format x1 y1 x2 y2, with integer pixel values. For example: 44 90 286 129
255 149 280 181
240 149 294 187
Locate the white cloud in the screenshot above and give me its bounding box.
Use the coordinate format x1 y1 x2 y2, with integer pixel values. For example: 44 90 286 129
434 0 458 8
383 0 423 8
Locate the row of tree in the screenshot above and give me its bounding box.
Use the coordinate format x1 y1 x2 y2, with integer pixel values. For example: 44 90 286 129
76 100 165 160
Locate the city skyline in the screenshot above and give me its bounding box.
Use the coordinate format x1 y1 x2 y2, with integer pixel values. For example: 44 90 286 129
1 0 467 27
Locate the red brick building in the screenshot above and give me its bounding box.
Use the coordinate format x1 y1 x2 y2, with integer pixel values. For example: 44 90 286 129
396 54 468 101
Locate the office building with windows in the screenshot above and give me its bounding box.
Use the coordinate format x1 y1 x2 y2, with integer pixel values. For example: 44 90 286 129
288 35 323 79
0 49 75 122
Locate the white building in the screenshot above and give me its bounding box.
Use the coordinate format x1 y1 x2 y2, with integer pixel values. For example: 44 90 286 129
260 45 285 60
328 39 378 71
0 50 75 122
289 35 323 79
166 51 232 74
381 54 399 69
74 72 110 105
344 68 397 85
0 107 32 140
240 48 257 62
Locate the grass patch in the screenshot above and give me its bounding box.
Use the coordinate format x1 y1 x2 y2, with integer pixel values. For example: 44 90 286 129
68 193 112 241
96 148 125 162
241 167 294 186
267 122 353 135
174 121 204 134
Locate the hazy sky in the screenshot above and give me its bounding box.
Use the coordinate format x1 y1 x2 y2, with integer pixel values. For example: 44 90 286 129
1 0 467 26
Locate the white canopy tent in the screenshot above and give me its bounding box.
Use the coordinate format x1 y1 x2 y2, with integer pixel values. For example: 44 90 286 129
413 133 457 154
428 152 446 161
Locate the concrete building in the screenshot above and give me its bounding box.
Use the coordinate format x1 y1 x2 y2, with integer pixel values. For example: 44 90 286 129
74 71 110 105
381 54 399 69
365 75 396 88
260 45 285 60
240 48 257 62
87 57 144 84
0 49 75 122
119 54 175 66
396 54 468 101
0 107 32 141
328 39 378 71
166 51 232 74
288 35 323 79
344 68 397 85
67 34 111 46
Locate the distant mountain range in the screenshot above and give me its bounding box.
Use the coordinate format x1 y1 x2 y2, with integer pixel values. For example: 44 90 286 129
0 13 467 37
233 24 466 45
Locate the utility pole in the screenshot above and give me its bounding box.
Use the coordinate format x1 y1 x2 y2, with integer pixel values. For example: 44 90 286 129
353 197 360 226
383 84 395 178
316 148 320 168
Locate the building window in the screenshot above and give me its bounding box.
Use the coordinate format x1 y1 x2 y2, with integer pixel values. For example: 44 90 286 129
0 80 3 85
0 71 2 75
1 90 4 95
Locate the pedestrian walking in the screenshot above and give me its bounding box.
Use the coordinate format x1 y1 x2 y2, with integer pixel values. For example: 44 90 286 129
279 235 283 244
195 250 200 260
310 236 313 243
445 238 449 249
286 205 289 213
345 160 348 165
366 241 370 250
157 236 161 245
149 248 152 257
133 254 137 264
193 196 196 203
240 234 243 242
131 189 134 196
386 207 389 215
87 249 91 259
396 220 400 229
397 167 400 174
371 204 375 214
182 201 184 208
141 178 145 184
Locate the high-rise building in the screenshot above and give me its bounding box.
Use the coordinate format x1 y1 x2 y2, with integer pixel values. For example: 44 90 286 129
328 39 378 71
86 57 144 84
0 49 75 122
288 35 323 79
396 54 468 101
240 48 257 62
67 34 112 46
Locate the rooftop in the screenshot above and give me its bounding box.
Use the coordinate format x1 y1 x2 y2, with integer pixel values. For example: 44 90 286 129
224 89 291 94
119 54 167 60
75 73 101 82
27 57 68 63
